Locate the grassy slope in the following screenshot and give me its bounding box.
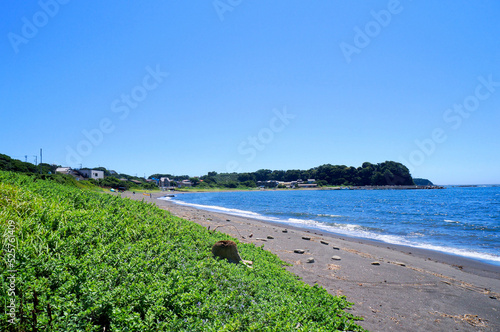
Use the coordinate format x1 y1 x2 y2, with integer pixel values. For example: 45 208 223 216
0 171 365 331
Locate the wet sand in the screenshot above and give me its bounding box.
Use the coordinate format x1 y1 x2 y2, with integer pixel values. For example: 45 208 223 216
121 191 500 331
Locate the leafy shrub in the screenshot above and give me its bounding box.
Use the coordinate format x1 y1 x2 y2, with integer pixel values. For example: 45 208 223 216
0 171 365 331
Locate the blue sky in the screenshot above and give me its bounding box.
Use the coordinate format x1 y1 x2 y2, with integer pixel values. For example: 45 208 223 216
1 1 499 184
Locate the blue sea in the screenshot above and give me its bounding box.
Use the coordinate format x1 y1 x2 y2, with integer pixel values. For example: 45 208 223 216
160 186 500 266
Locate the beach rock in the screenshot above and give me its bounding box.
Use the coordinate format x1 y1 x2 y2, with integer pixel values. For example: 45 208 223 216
226 219 231 222
267 235 274 239
302 236 311 240
371 261 381 265
294 249 305 254
331 255 341 261
282 229 288 233
255 238 267 241
332 246 340 250
320 240 329 245
306 257 315 263
393 261 406 267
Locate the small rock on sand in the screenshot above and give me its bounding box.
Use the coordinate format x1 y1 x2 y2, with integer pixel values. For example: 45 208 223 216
320 240 329 245
371 261 381 265
255 238 267 241
294 249 305 254
267 236 274 239
331 255 341 260
282 229 288 233
302 236 311 240
306 257 315 263
332 246 340 250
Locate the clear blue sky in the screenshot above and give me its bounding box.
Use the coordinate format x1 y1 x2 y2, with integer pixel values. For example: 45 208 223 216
1 1 499 184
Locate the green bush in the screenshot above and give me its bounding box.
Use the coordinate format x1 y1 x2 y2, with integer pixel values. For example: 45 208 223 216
0 171 365 331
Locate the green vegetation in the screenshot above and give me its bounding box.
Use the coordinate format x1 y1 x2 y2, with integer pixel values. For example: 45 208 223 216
0 154 157 191
0 170 365 331
0 153 56 175
413 178 434 186
153 161 414 188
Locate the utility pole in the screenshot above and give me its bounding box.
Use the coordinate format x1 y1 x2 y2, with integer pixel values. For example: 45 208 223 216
33 155 37 165
40 148 43 174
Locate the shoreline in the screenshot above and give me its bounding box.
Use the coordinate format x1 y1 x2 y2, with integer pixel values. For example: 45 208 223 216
159 190 500 270
120 191 500 331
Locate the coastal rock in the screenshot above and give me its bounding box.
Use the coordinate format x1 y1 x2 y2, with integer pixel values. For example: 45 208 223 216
306 257 315 263
294 249 305 254
302 236 311 241
255 238 267 241
282 229 288 233
332 246 340 250
320 240 329 245
393 261 406 267
331 255 341 261
371 261 381 265
267 235 274 239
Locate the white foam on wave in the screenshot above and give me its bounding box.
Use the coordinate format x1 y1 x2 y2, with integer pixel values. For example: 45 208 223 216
161 196 500 265
444 219 460 223
158 196 263 218
317 214 344 218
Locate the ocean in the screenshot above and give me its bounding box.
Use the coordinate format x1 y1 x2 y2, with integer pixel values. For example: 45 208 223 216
160 186 500 266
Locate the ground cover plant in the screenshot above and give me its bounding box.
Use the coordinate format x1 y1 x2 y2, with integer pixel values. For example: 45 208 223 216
0 170 365 331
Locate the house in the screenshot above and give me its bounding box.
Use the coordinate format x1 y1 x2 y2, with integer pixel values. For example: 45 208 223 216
257 180 279 188
298 183 317 188
78 169 104 180
178 179 192 188
55 167 72 174
160 177 171 188
278 181 298 188
56 167 86 180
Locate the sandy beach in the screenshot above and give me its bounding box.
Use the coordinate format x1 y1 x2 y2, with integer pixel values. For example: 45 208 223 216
121 191 500 331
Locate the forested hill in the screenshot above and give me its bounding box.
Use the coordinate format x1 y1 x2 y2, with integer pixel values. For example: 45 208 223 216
152 161 415 188
0 153 56 174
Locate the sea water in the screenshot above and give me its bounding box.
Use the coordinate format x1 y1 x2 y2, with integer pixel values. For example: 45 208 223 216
160 186 500 266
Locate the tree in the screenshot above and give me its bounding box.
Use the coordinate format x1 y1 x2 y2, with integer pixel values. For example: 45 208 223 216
370 172 385 185
254 169 272 182
189 177 200 186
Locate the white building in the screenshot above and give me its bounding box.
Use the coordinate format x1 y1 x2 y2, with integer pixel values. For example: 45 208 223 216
78 169 104 180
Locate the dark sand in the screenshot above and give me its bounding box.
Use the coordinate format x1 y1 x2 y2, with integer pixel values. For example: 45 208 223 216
121 191 500 331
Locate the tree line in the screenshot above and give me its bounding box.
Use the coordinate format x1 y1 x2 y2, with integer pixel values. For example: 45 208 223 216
151 161 414 188
1 153 415 190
